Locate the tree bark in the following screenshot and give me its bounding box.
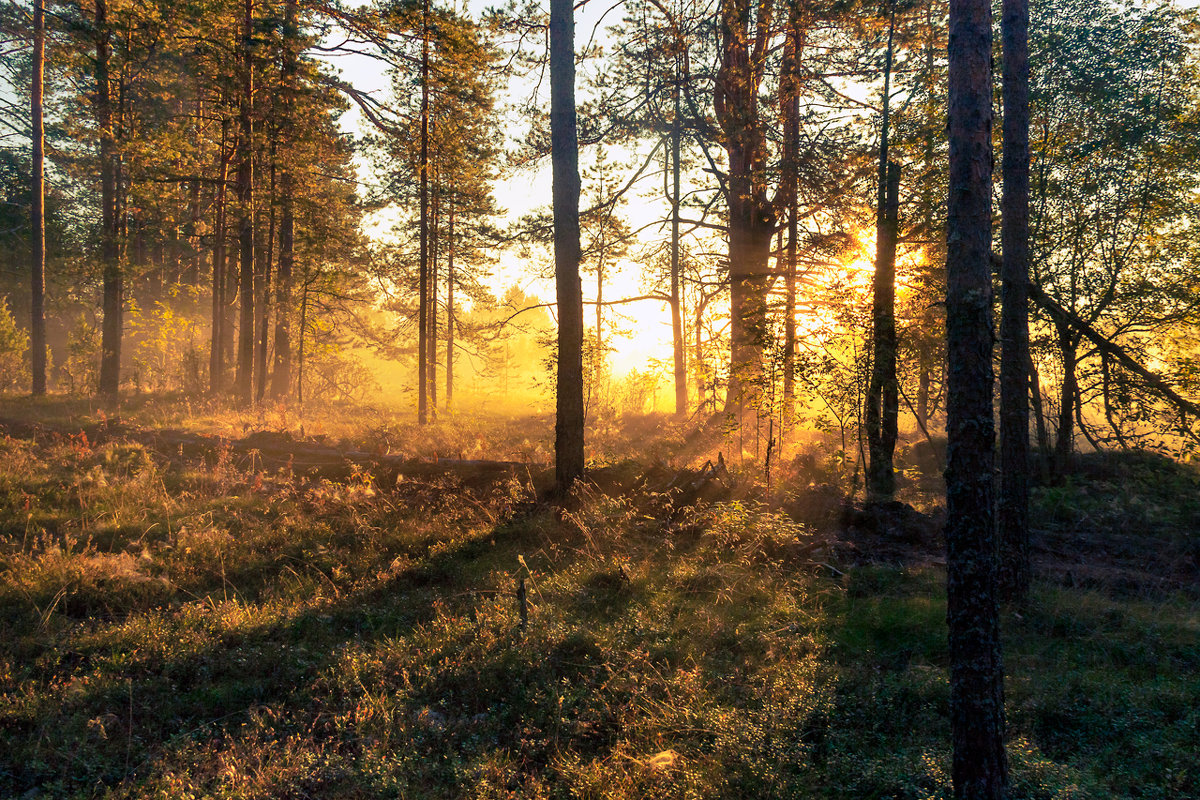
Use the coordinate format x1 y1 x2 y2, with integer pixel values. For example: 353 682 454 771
779 7 802 419
867 7 900 499
271 0 297 399
446 197 454 409
30 0 47 396
946 0 1009 796
234 0 256 405
551 0 585 491
999 0 1031 603
867 162 900 498
417 0 430 424
670 72 686 418
210 120 231 394
1054 320 1077 474
429 176 439 417
255 154 275 403
716 0 776 432
96 0 123 398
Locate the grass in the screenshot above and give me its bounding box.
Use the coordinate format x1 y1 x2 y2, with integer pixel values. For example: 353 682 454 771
0 405 1197 798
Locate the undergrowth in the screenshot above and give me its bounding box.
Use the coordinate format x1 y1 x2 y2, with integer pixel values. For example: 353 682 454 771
0 422 1195 799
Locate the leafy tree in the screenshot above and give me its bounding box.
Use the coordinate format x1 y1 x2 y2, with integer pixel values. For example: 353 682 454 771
1028 0 1200 467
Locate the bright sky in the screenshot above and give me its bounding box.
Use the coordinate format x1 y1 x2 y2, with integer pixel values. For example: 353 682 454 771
321 0 683 381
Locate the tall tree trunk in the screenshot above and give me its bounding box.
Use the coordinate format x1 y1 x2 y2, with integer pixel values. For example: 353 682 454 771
234 0 256 404
867 5 900 500
428 177 439 416
297 280 308 405
695 300 706 410
416 0 430 425
1054 321 1076 475
1029 353 1050 473
222 234 236 372
596 224 603 359
917 345 931 431
781 107 798 416
551 0 584 491
946 0 1009 796
670 72 686 418
867 163 901 497
96 0 122 398
999 0 1031 603
271 0 296 399
255 153 275 403
210 120 231 393
30 0 47 396
446 196 454 409
716 0 776 432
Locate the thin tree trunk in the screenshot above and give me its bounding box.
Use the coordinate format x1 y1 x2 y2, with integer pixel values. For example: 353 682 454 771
446 196 454 409
780 8 802 418
999 0 1031 603
96 0 122 398
695 300 706 410
255 154 275 403
234 0 256 404
917 349 931 431
297 280 308 405
270 0 296 399
867 5 900 499
1029 352 1050 470
416 0 430 424
429 176 439 416
30 0 47 396
867 162 901 498
210 120 231 393
1054 322 1076 474
946 0 1009 795
551 0 584 490
670 72 686 418
222 234 236 371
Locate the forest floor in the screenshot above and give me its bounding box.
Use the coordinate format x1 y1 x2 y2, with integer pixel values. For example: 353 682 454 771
0 396 1197 799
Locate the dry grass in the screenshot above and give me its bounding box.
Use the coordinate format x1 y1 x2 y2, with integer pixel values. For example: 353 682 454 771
0 398 1196 799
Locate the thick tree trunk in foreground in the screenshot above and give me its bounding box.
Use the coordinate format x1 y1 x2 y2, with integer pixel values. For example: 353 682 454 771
946 0 1009 796
550 0 585 491
30 0 47 396
999 0 1032 604
234 0 256 405
96 0 123 398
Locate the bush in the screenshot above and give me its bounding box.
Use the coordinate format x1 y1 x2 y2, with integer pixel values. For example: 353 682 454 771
0 297 30 393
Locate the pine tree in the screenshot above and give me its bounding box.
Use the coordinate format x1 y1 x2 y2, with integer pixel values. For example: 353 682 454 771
944 0 1008 795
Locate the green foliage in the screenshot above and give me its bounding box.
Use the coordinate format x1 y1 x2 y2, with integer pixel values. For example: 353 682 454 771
58 316 99 395
0 297 30 393
126 299 205 394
